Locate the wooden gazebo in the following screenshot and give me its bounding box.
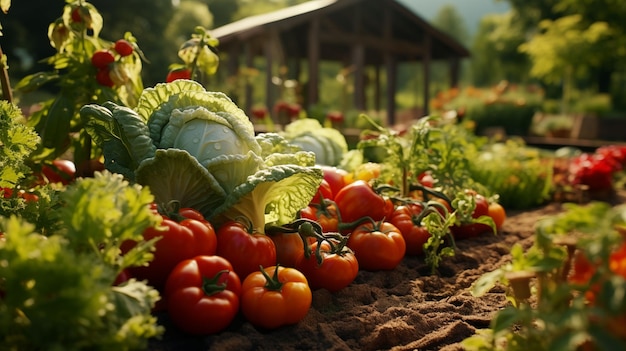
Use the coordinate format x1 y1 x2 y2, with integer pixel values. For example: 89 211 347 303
210 0 470 125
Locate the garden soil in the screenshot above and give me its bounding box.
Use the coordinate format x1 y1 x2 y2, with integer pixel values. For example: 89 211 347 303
148 191 626 351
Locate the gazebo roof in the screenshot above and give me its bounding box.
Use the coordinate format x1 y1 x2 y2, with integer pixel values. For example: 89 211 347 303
210 0 470 65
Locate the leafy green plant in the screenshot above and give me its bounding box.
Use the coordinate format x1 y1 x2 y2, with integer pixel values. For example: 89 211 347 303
464 202 626 351
14 1 145 174
0 171 163 350
469 139 554 209
80 79 322 233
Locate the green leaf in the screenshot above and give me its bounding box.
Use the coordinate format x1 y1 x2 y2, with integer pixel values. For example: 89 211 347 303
60 171 160 268
211 164 323 232
40 95 74 149
470 268 505 297
135 148 228 218
13 72 59 93
81 102 157 180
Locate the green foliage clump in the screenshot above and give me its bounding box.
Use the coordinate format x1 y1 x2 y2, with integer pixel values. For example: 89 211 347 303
0 172 163 350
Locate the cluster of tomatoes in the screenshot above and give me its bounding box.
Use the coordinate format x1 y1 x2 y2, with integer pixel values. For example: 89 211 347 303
90 39 135 87
116 203 312 335
115 165 506 336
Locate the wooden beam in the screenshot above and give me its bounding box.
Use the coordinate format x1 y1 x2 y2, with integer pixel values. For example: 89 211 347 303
307 17 321 108
319 33 423 57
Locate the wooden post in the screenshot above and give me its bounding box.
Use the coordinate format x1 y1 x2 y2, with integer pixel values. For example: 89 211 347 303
386 54 397 125
244 43 254 115
449 56 460 88
382 3 394 124
307 17 321 108
353 45 365 110
422 34 432 116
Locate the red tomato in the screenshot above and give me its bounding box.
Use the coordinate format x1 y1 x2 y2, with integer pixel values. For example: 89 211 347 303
334 180 393 229
488 202 506 231
165 255 241 335
418 172 435 188
390 203 431 255
123 211 217 291
90 49 115 69
2 188 39 202
320 166 349 196
41 159 76 185
299 201 340 233
451 192 493 240
269 231 305 268
95 68 114 87
166 68 192 82
310 179 333 204
216 219 277 280
295 239 358 292
347 221 406 271
113 39 134 57
241 265 312 329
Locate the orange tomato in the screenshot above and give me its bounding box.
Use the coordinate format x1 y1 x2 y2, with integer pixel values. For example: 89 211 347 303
240 266 312 329
488 202 506 231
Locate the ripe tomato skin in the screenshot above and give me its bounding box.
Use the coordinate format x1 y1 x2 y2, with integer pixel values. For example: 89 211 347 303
269 231 305 268
295 240 359 292
90 49 115 69
241 265 312 329
123 212 217 291
113 39 134 57
95 68 114 87
299 201 340 233
310 179 333 204
390 204 430 256
2 188 39 202
488 202 506 231
319 166 349 196
216 220 277 281
41 159 76 185
347 221 406 271
165 255 241 335
334 180 392 226
166 68 192 82
451 192 492 240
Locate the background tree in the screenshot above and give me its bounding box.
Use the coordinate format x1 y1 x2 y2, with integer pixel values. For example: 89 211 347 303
519 15 611 112
470 12 529 86
164 1 214 73
503 0 626 110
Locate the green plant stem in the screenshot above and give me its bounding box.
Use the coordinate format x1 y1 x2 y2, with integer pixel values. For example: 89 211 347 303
0 45 13 103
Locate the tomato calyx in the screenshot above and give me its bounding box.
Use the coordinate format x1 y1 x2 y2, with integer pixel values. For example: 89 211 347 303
268 218 325 263
202 269 229 296
156 200 188 222
260 265 284 291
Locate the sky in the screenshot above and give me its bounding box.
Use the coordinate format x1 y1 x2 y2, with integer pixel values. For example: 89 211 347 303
397 0 511 37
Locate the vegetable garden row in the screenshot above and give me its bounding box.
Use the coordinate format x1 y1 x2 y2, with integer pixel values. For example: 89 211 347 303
1 2 626 350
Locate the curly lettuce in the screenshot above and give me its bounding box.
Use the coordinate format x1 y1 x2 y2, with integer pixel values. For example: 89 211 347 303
80 80 322 232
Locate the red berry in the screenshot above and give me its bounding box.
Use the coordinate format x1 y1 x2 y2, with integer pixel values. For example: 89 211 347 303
91 50 115 69
114 39 134 57
96 68 115 87
165 68 192 82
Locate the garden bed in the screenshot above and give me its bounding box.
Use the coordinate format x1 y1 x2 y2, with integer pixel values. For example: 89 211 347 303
148 190 625 351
